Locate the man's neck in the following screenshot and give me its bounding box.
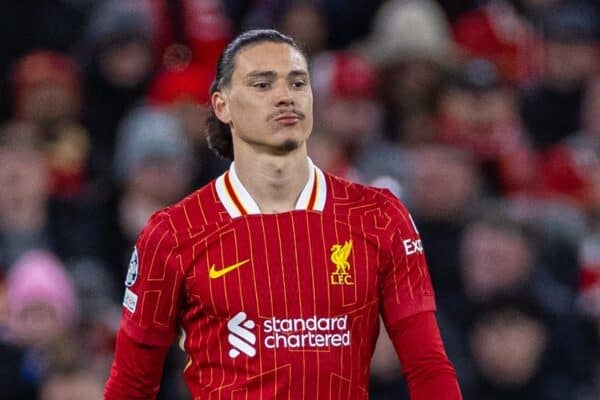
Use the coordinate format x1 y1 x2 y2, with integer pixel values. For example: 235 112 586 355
232 148 309 214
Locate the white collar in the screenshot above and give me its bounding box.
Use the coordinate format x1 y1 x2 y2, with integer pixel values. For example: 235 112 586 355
215 157 327 218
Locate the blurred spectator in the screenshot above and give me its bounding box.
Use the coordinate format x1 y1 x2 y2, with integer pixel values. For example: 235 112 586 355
521 0 600 149
310 50 382 181
4 250 78 349
0 126 104 270
409 145 481 295
277 1 328 60
10 50 91 197
0 262 38 399
460 211 532 301
435 58 536 195
105 107 193 278
452 0 542 85
0 130 49 270
147 63 212 122
362 0 455 145
458 208 571 312
500 196 585 291
467 292 597 400
533 74 600 212
440 208 595 398
140 0 233 72
39 341 107 400
467 295 552 399
147 62 228 186
79 0 155 186
40 363 104 400
0 250 79 397
237 0 383 51
0 0 87 120
11 50 81 126
242 1 328 61
68 258 120 375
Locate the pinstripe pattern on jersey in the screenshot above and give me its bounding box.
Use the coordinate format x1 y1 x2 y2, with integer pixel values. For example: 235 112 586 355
121 170 435 399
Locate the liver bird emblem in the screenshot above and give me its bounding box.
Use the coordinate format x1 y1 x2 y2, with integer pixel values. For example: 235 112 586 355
330 240 353 275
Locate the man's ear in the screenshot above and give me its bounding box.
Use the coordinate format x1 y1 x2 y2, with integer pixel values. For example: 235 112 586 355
211 91 231 124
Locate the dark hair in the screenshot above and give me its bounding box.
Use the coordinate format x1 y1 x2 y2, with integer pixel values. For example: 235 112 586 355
205 29 305 160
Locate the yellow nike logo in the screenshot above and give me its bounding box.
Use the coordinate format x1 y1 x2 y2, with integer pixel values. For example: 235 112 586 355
209 259 250 279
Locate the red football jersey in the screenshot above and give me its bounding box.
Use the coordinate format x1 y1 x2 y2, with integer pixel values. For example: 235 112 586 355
119 158 435 399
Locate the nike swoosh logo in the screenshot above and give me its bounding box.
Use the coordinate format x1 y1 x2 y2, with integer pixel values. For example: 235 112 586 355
209 259 250 279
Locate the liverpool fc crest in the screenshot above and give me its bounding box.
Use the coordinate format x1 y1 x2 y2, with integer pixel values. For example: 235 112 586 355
330 240 354 285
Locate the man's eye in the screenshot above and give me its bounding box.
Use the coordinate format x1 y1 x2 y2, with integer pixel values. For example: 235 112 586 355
254 82 271 89
292 80 307 88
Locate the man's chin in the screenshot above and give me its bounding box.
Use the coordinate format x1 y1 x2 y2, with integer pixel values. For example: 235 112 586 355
266 138 301 155
278 139 300 153
242 134 304 155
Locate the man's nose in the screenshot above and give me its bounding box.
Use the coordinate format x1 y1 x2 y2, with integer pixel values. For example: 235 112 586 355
275 83 294 107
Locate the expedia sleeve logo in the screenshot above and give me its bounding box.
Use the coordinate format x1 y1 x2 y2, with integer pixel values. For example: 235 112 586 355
403 238 423 255
330 240 354 285
404 214 423 256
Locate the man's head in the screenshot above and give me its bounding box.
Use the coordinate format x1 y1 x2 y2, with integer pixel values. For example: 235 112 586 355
460 212 534 301
207 29 312 160
5 250 78 348
0 124 50 232
469 295 548 387
11 51 81 125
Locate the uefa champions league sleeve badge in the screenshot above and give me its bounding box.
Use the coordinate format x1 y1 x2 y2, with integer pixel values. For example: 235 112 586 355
125 246 139 287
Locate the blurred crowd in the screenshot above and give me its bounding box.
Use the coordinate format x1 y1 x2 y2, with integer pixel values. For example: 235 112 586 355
0 0 599 399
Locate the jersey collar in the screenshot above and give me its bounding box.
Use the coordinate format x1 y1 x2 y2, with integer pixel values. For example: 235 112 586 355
215 157 327 218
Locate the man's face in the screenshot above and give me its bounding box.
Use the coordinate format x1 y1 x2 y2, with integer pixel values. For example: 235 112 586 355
215 42 313 155
100 41 151 89
461 223 532 300
470 308 547 386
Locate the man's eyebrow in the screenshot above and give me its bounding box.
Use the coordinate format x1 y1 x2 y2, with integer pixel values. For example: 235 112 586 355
289 69 309 78
245 69 309 81
245 70 277 81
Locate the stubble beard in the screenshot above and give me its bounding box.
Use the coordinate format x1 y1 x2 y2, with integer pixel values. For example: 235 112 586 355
278 138 300 153
239 136 301 156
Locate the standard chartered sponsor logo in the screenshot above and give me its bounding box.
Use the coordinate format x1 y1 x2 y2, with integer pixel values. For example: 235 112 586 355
227 311 257 358
227 313 351 358
264 315 351 349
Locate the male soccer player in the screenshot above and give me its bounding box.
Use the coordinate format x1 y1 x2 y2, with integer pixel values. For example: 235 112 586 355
105 29 462 399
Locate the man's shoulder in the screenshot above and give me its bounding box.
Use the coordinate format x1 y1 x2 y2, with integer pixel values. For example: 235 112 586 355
325 172 410 219
146 180 224 234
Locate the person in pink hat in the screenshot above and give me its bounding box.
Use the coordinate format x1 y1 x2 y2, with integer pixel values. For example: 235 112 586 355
4 249 78 348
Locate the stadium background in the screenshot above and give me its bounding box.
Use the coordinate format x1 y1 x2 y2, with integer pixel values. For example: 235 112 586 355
0 0 598 399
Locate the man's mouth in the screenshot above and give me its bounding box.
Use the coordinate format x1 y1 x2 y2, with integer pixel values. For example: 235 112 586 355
272 111 304 125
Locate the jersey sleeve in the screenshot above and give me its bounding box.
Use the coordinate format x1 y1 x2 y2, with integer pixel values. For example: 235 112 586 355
380 199 436 326
387 312 462 399
119 212 183 347
105 329 170 399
